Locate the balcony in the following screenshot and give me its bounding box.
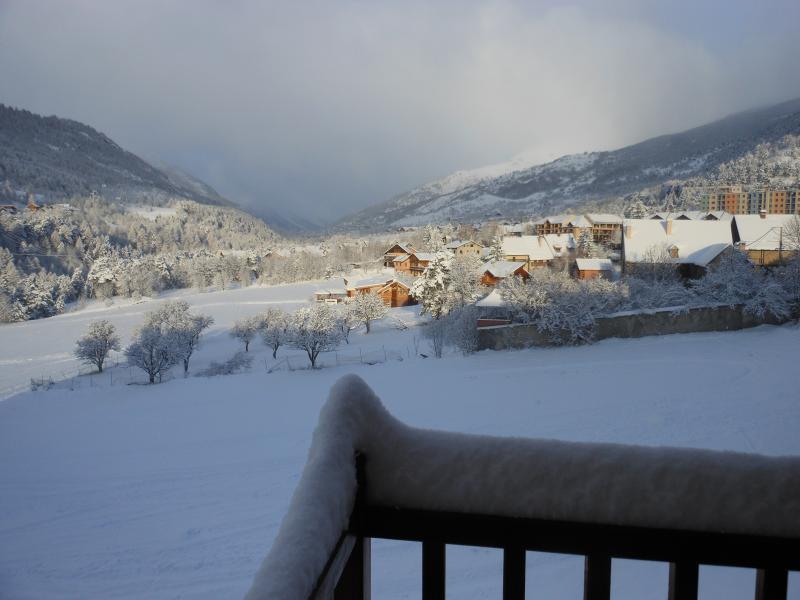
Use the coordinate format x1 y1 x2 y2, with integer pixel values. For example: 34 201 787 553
245 375 800 600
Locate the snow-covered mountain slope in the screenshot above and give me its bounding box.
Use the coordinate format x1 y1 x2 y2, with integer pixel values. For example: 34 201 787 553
337 97 800 230
0 104 233 208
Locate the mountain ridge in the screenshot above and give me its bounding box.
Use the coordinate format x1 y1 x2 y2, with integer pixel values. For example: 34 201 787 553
337 96 800 230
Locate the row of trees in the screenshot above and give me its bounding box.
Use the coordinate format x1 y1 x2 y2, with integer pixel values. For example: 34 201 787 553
74 300 213 383
229 293 389 367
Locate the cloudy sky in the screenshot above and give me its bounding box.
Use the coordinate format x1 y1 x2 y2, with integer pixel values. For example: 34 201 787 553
1 0 799 224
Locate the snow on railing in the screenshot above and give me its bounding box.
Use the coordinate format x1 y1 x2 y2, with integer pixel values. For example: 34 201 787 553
245 375 800 600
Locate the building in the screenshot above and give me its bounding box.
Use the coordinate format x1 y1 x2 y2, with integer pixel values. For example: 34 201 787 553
622 219 733 278
383 243 415 267
392 252 435 276
346 277 417 307
700 186 800 215
480 261 529 287
534 215 578 236
446 240 484 257
575 258 614 280
585 214 623 244
314 288 350 304
732 213 799 266
500 236 556 270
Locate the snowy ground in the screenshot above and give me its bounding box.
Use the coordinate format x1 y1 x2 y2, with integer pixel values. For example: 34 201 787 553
0 282 799 599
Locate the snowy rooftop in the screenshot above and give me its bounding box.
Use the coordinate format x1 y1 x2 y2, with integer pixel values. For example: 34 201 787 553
501 235 555 261
623 219 733 266
483 260 527 278
543 214 578 225
412 252 437 262
385 242 414 254
475 288 507 307
246 375 800 599
446 239 477 249
392 254 410 263
734 214 798 250
586 213 623 225
576 258 613 271
571 215 592 227
542 232 575 251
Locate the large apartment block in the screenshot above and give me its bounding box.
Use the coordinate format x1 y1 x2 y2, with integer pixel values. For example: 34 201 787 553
699 186 800 215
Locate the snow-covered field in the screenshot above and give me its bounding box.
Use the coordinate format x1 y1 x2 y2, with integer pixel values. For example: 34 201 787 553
1 281 799 599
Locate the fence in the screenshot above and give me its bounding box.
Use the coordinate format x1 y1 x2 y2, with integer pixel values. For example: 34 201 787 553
477 303 795 351
245 375 800 600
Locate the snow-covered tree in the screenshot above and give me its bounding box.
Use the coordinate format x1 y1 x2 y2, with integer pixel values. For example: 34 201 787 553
486 236 505 263
74 320 120 373
261 307 289 358
143 300 213 375
422 225 445 252
346 292 388 334
336 301 361 343
624 198 649 219
125 325 181 384
410 251 452 319
230 315 263 352
446 254 483 311
289 304 342 368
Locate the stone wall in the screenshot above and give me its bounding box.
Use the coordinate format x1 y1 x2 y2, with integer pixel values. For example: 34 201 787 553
477 304 792 351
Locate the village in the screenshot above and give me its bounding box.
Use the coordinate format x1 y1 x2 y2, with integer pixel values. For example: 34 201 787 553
314 210 800 314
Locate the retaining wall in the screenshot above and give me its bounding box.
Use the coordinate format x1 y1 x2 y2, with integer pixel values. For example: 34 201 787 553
477 304 792 351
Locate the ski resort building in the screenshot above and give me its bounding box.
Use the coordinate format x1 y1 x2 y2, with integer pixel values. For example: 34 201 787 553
500 235 556 270
445 240 484 257
345 277 416 307
383 243 416 267
621 219 733 278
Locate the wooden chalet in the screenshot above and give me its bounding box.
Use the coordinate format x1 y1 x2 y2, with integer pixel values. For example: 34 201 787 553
346 277 417 307
446 240 484 257
480 261 529 287
383 243 416 267
733 213 798 266
575 258 613 280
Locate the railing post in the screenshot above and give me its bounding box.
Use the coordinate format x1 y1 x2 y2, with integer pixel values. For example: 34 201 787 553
334 536 371 600
503 546 525 600
755 568 788 600
422 541 445 600
668 562 698 600
583 554 611 600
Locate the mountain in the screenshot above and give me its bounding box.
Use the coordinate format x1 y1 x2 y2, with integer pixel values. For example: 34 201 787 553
0 104 232 207
337 97 800 230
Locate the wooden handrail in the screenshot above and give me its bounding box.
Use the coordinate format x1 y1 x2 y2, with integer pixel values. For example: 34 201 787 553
322 453 800 600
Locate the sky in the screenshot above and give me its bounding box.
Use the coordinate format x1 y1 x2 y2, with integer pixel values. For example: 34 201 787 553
1 0 800 225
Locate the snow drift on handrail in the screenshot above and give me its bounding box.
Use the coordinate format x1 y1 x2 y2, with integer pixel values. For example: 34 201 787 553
245 374 800 599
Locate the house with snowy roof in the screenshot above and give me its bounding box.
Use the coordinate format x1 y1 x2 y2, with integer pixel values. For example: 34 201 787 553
733 213 799 266
586 213 624 244
445 240 484 257
622 219 733 278
500 235 556 270
534 215 579 236
345 277 417 307
480 261 529 287
575 258 614 280
393 251 436 276
383 242 416 267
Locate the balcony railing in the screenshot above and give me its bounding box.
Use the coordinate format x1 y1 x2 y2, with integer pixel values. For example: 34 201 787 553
245 375 800 600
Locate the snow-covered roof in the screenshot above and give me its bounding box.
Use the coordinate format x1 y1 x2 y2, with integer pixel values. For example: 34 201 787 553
412 252 437 262
734 214 798 251
475 289 507 307
483 260 527 278
576 258 613 271
586 213 623 225
623 219 733 267
446 239 479 249
314 288 348 295
392 254 410 263
501 236 555 261
385 242 414 254
543 214 578 225
542 233 575 253
571 215 592 227
503 223 526 233
346 276 392 290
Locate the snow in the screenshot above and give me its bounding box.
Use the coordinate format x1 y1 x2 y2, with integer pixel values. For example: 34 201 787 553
623 219 733 266
127 206 177 221
734 214 797 250
483 261 527 278
475 289 506 307
501 236 556 261
1 279 800 599
576 258 613 271
586 213 624 225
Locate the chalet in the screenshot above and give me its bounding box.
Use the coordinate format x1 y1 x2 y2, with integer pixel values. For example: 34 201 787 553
346 277 417 307
733 213 798 266
383 242 415 267
622 219 733 278
26 197 42 212
585 213 623 244
575 258 613 280
446 240 484 257
408 252 435 276
501 236 555 270
480 261 529 287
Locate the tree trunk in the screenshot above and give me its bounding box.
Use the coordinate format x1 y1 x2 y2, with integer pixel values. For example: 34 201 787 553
365 320 371 333
183 358 189 376
149 373 155 384
245 341 249 352
272 346 278 359
98 361 103 373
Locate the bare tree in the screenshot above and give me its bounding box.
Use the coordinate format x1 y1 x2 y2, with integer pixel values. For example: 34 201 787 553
230 315 262 352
